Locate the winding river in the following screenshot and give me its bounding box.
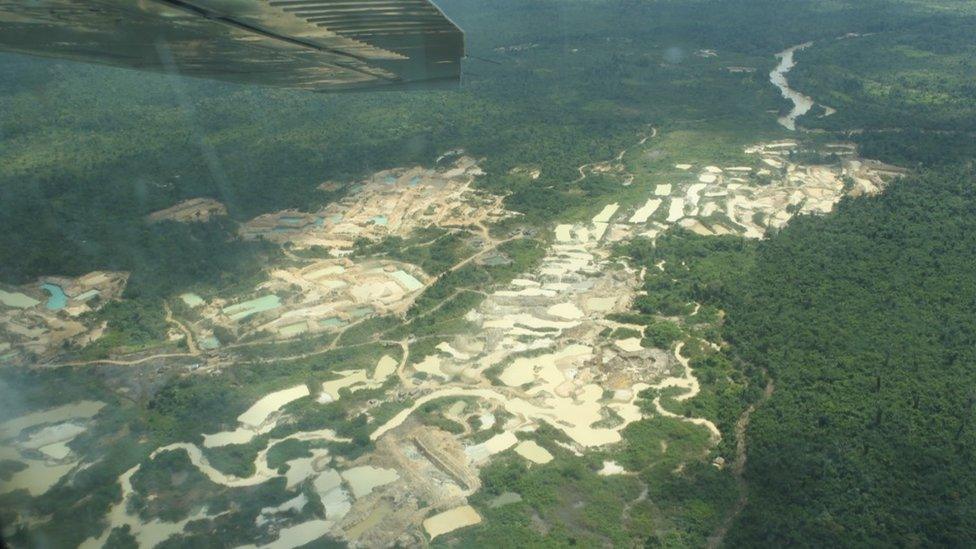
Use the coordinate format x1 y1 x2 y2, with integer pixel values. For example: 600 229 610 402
770 43 816 131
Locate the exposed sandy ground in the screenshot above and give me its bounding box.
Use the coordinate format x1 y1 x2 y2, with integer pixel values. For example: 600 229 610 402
423 505 482 540
1 272 127 363
203 384 311 447
241 156 509 254
147 198 226 224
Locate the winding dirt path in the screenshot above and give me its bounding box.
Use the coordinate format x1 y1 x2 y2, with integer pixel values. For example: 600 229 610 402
51 352 196 368
706 370 775 548
393 339 414 389
650 341 722 441
622 480 649 523
572 126 657 183
165 302 199 355
446 236 519 274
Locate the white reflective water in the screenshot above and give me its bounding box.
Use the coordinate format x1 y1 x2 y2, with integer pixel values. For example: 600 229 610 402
770 43 816 130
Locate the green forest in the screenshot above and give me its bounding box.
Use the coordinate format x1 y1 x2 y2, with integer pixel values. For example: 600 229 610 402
723 167 976 546
2 0 972 288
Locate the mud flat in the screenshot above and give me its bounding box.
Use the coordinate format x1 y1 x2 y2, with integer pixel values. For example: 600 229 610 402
423 505 482 539
412 354 450 380
373 383 647 449
0 400 106 496
320 355 397 402
555 224 574 242
375 355 398 379
0 400 105 436
547 302 584 320
204 385 309 447
80 467 214 549
585 296 617 312
466 431 519 464
686 183 707 209
239 519 332 549
341 466 399 498
0 289 39 308
514 440 553 464
615 338 643 353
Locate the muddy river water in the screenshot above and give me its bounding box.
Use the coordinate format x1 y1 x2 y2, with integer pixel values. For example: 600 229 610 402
770 43 816 131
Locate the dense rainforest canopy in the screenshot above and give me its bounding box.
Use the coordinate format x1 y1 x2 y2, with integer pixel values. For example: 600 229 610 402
723 167 976 546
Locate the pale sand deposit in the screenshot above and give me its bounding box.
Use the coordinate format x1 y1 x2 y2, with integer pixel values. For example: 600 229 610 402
666 198 685 222
592 203 619 224
514 440 554 464
203 385 309 447
629 198 662 224
341 466 399 499
423 505 482 539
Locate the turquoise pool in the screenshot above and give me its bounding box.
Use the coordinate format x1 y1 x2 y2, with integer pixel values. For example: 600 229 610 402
278 216 306 226
318 317 347 329
349 307 374 318
41 283 67 310
390 270 423 291
223 294 282 321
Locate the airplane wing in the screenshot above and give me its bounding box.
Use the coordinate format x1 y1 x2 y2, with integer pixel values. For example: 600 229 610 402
0 0 464 91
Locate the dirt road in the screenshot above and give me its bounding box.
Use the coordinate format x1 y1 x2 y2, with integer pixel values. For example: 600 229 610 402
707 370 775 548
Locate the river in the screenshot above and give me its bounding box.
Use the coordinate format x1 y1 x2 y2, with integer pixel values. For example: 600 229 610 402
770 43 816 131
